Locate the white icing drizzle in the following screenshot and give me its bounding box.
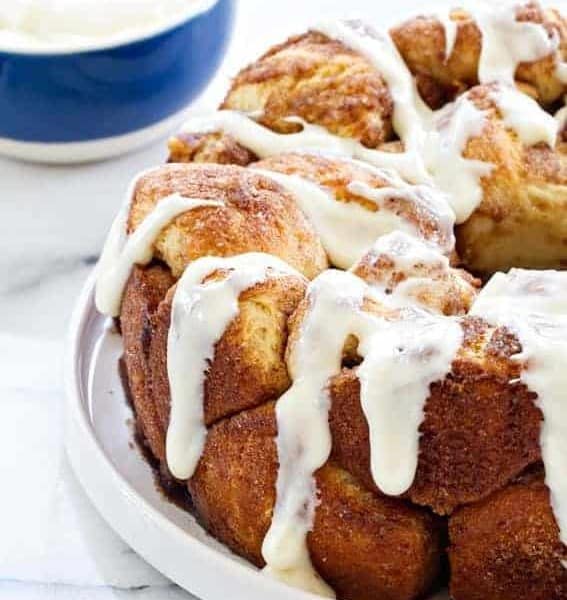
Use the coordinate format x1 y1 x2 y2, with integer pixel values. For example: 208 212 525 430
95 171 222 317
166 253 303 481
181 109 431 185
491 84 558 147
181 110 360 159
263 269 462 592
470 269 567 564
428 95 493 223
354 230 456 311
315 20 433 183
347 180 455 253
252 167 455 269
472 0 560 86
357 307 463 496
437 10 459 60
438 1 567 90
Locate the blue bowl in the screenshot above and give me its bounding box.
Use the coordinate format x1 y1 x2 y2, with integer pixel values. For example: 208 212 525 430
0 0 235 163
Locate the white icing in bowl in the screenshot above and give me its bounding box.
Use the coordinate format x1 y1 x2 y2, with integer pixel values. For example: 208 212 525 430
0 0 218 53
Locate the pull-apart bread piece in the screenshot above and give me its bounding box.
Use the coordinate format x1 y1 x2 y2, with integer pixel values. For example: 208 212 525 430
168 17 567 275
168 27 395 164
222 31 395 148
190 402 443 600
106 163 326 464
95 3 567 600
449 469 567 600
125 163 327 280
391 1 567 108
444 83 567 273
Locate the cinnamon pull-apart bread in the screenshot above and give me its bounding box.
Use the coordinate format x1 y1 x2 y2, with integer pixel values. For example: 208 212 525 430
391 1 567 108
94 2 567 599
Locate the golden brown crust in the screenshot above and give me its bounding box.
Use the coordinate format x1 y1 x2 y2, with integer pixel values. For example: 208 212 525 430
189 401 443 600
449 470 567 600
255 152 454 252
352 244 480 315
284 304 543 514
222 31 394 148
120 263 176 462
167 132 257 166
451 84 567 273
147 272 307 463
117 10 567 597
129 163 328 280
391 3 567 108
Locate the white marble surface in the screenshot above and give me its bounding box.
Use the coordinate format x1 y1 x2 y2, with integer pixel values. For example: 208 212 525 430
0 0 431 598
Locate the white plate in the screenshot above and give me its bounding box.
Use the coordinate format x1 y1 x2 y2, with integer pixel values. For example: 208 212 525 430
64 272 450 600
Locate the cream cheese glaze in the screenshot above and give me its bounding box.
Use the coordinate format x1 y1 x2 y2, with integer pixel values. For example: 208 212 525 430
435 0 566 86
427 95 493 223
181 110 432 185
354 230 459 312
490 85 558 146
252 166 455 269
0 0 217 51
470 269 567 566
473 0 561 86
166 253 304 480
95 169 222 317
94 2 567 594
262 268 462 593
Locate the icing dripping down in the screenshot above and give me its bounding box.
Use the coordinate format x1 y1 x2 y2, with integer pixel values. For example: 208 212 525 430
437 1 567 90
252 167 455 269
472 0 560 86
166 253 303 480
263 269 462 592
354 230 459 312
437 10 459 60
428 95 493 223
95 176 222 317
491 85 558 147
180 109 431 185
357 307 463 496
316 19 433 184
470 269 567 565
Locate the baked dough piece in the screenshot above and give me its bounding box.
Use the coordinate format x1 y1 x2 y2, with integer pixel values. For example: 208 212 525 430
146 269 307 463
189 401 444 600
391 3 567 108
222 31 395 148
128 163 328 279
447 84 567 273
449 470 567 600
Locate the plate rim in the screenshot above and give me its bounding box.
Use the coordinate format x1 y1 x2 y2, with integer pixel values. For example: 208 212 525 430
63 271 324 600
